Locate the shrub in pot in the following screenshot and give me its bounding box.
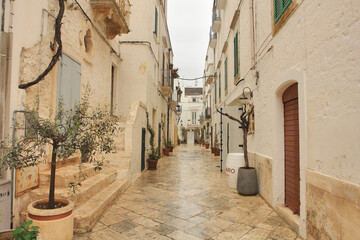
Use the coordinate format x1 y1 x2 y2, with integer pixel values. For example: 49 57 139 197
146 113 160 170
217 103 257 195
0 90 118 240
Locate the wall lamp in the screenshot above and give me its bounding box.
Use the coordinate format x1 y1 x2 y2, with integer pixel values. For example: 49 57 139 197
239 87 253 100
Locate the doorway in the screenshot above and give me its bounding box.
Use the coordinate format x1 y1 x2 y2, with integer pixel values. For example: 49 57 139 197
282 83 300 214
187 130 194 144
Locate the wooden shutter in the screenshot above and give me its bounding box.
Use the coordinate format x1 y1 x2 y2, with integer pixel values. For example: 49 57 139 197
219 73 221 99
274 0 292 24
57 54 81 111
283 83 300 214
154 7 158 36
225 58 228 91
234 32 239 78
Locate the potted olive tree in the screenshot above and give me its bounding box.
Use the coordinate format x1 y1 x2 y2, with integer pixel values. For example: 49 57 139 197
217 103 257 195
0 92 118 240
146 113 160 170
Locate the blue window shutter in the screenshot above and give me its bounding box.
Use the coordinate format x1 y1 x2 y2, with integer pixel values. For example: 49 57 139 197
57 54 81 111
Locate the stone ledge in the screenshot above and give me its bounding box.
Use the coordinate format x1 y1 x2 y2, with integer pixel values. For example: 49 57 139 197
306 169 360 205
276 204 300 234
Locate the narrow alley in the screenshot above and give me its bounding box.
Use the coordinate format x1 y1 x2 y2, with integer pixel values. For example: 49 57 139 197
74 145 300 240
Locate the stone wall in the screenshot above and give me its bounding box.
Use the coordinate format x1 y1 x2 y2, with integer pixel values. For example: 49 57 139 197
306 169 360 240
248 152 273 205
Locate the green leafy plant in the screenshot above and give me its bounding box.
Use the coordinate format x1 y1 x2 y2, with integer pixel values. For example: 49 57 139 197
146 112 160 160
214 132 220 149
0 88 119 209
12 220 39 240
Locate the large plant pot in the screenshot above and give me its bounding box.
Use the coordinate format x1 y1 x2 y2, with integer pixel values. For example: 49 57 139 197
163 148 170 156
27 199 74 240
169 146 174 152
211 147 215 154
147 158 158 170
204 143 209 149
237 168 258 196
0 230 14 240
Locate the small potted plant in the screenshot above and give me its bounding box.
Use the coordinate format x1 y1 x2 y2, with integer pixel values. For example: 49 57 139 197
214 133 220 156
146 113 160 169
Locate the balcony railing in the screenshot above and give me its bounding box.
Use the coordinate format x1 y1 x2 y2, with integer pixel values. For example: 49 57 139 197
90 0 130 39
212 9 221 32
209 27 217 48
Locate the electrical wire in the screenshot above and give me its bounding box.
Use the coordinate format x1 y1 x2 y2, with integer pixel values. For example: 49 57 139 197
178 75 214 81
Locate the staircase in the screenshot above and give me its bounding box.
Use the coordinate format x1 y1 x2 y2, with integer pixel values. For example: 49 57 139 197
28 120 132 233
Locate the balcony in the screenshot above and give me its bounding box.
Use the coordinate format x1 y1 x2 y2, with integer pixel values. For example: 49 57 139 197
212 9 221 32
209 28 217 48
170 92 178 109
160 75 173 98
216 0 227 9
205 108 211 120
90 0 130 39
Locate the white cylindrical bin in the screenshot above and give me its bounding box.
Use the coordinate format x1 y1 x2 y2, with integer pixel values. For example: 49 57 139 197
225 153 245 188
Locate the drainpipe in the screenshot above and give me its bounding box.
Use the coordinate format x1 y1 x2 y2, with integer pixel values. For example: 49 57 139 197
249 0 255 69
1 0 5 31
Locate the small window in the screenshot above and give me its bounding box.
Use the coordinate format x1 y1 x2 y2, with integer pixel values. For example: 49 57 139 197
154 7 158 36
274 0 292 24
192 98 196 102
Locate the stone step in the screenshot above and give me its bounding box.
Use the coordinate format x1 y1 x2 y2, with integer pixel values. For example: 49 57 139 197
73 178 130 233
32 169 119 207
40 163 100 188
105 156 131 169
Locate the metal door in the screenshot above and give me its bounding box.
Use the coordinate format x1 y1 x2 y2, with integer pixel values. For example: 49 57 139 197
141 128 146 171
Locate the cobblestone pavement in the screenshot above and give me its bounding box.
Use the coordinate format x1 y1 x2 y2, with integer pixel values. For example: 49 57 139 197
74 144 301 240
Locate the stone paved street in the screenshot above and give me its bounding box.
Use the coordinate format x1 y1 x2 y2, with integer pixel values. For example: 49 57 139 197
74 144 301 240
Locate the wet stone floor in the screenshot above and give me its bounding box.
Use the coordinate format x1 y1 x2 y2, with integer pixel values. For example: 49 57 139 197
74 144 301 240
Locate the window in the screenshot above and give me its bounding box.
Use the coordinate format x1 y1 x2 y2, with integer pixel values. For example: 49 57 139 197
225 57 228 92
57 54 81 111
219 73 221 100
234 32 239 79
192 112 197 124
154 7 158 36
274 0 292 24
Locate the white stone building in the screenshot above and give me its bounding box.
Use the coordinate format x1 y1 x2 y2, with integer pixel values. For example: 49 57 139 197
204 0 360 239
178 87 203 144
0 0 178 233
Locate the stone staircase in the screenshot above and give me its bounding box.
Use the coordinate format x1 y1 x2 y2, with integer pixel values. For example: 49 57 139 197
27 120 132 233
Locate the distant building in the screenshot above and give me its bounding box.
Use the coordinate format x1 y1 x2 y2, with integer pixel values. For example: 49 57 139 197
178 87 203 144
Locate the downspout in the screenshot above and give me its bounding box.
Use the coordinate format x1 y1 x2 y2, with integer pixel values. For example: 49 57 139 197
249 0 255 69
1 0 5 31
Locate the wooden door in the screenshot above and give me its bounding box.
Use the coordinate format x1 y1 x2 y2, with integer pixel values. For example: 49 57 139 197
282 83 300 214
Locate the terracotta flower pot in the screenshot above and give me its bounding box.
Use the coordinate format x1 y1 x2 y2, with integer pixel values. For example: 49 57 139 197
169 146 174 152
214 148 220 156
27 199 74 240
163 148 170 156
211 147 215 154
147 158 159 170
205 143 209 149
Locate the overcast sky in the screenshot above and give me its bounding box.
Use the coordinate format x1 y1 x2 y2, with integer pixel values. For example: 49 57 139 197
167 0 213 87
